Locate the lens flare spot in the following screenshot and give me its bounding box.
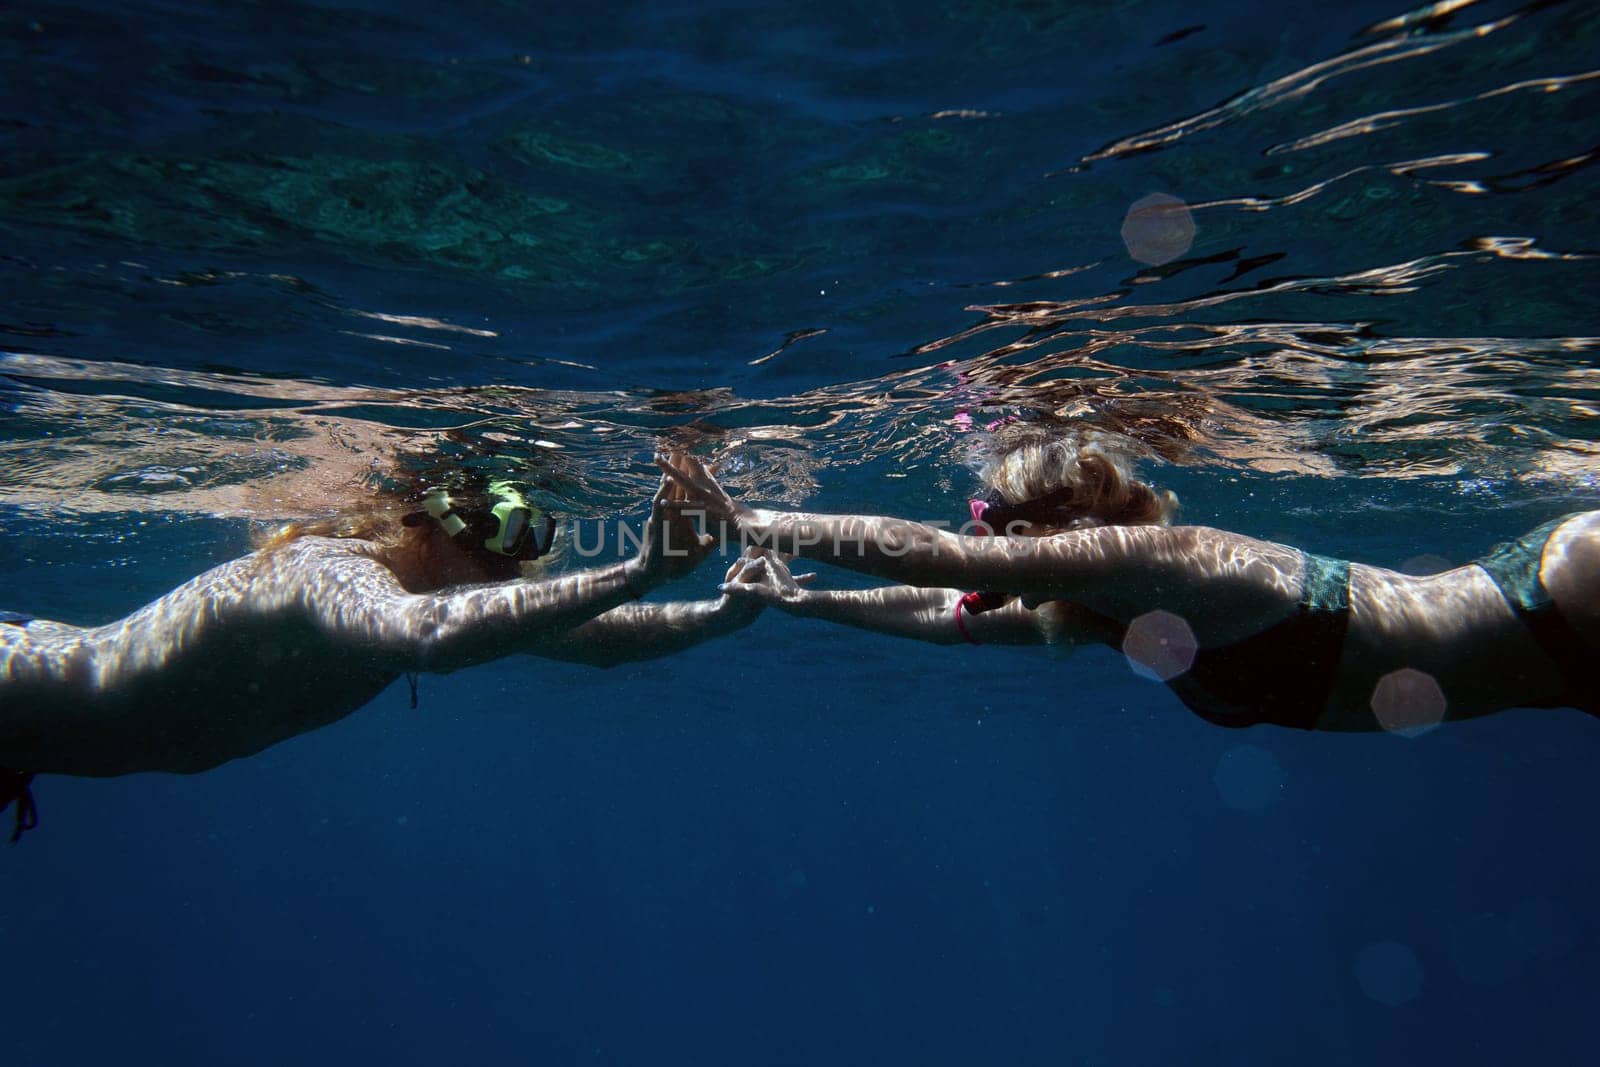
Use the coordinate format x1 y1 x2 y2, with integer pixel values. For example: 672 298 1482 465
1121 609 1197 682
1121 192 1196 266
1371 668 1448 736
1213 743 1286 811
1355 941 1423 1006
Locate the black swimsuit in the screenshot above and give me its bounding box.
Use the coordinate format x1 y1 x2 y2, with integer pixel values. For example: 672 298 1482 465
1164 553 1352 730
1163 514 1597 729
1472 514 1599 716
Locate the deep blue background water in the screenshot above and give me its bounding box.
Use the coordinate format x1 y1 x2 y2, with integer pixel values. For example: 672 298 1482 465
3 1 1599 1064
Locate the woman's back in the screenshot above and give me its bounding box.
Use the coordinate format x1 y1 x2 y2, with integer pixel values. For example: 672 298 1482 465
1 538 406 776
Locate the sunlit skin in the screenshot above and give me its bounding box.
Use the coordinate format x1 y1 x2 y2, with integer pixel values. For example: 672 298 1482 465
0 472 778 777
660 454 1599 730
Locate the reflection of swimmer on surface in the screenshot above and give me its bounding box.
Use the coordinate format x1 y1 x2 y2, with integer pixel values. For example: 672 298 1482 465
660 429 1599 731
0 458 778 841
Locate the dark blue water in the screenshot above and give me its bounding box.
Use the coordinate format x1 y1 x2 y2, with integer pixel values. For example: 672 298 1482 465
3 1 1599 1063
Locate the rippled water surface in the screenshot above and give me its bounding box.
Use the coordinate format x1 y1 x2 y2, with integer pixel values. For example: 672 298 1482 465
2 1 1598 1064
5 0 1598 521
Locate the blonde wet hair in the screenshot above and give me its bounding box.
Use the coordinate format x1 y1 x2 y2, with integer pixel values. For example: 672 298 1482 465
974 423 1177 528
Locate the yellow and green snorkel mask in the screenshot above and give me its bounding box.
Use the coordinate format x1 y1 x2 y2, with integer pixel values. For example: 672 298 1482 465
481 480 556 559
407 481 557 561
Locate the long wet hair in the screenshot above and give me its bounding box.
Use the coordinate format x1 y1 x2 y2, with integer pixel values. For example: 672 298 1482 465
257 481 555 594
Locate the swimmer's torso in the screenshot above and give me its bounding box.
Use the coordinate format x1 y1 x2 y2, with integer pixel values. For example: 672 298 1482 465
0 539 410 776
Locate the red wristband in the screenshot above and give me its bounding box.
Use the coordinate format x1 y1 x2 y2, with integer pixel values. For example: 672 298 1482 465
954 596 980 645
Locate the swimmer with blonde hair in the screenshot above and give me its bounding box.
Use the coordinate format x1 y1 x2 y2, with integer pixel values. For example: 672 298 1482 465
0 458 788 840
660 430 1599 731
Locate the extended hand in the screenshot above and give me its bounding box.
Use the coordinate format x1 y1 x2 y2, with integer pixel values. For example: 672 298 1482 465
655 452 749 533
718 548 816 613
710 548 768 622
634 468 716 586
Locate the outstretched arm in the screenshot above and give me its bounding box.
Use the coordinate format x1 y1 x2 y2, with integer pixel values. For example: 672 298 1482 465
659 454 1303 646
266 474 716 672
533 552 771 668
666 457 1600 726
714 551 1106 647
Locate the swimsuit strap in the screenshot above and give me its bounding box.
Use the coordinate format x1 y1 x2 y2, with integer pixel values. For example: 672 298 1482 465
1300 553 1352 616
1474 514 1575 613
1271 552 1351 729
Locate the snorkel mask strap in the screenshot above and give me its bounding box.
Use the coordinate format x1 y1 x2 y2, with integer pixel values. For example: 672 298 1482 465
415 488 468 537
975 487 1087 532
